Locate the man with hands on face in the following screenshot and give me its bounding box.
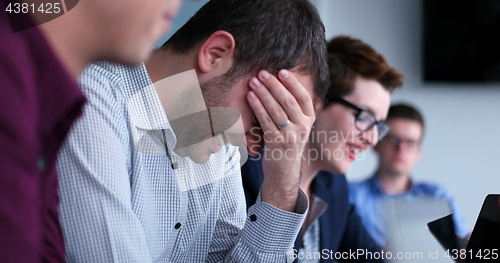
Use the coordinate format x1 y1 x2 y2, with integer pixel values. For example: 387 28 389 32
56 0 329 262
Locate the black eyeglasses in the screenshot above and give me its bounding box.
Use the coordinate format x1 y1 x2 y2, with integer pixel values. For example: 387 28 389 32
330 97 390 140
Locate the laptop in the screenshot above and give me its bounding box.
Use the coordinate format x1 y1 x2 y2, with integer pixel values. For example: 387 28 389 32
428 194 500 263
384 199 455 262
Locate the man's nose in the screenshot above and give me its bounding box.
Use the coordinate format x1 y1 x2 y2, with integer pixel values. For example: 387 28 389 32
394 142 411 153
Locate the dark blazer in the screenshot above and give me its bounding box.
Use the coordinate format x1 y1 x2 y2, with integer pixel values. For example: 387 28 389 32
242 156 383 262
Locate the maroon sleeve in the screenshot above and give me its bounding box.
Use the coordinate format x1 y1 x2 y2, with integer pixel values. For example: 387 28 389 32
0 24 43 262
1 5 84 261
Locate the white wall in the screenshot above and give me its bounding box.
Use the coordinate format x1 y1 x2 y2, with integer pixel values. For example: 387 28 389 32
156 0 209 47
314 0 500 231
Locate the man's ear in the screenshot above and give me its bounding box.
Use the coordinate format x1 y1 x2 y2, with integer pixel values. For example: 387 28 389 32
198 31 235 75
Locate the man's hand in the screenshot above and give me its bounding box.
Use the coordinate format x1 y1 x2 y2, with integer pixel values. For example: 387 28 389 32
246 69 315 212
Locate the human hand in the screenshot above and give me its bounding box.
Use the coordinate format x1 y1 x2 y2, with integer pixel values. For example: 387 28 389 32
246 69 315 212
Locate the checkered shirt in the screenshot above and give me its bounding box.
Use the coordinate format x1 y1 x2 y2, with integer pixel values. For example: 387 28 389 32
57 61 308 263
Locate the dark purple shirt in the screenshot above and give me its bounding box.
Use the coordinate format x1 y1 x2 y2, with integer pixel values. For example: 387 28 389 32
0 6 85 263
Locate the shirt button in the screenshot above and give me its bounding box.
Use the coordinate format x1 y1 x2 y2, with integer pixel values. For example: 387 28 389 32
36 154 47 172
175 222 182 229
250 214 257 221
171 163 179 169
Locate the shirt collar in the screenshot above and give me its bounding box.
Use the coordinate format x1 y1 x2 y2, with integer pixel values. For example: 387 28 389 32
128 82 173 132
126 63 176 154
127 66 211 155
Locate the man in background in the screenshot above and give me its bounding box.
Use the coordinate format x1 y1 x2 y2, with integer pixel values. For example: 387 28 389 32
0 0 182 262
349 104 469 246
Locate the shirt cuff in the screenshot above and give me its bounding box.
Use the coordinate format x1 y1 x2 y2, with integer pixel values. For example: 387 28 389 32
241 188 309 252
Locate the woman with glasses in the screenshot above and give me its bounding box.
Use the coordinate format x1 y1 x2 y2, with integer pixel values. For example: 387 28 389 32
242 36 404 262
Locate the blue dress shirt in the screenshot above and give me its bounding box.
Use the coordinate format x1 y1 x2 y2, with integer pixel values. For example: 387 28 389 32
348 175 469 246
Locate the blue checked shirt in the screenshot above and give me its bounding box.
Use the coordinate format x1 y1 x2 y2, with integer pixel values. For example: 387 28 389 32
57 61 308 263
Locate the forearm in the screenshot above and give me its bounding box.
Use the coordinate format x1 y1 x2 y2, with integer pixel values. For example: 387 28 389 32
211 190 307 263
208 150 308 262
261 175 301 212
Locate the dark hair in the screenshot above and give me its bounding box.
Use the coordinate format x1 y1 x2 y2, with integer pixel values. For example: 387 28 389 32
324 36 405 104
162 0 329 97
387 104 425 130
